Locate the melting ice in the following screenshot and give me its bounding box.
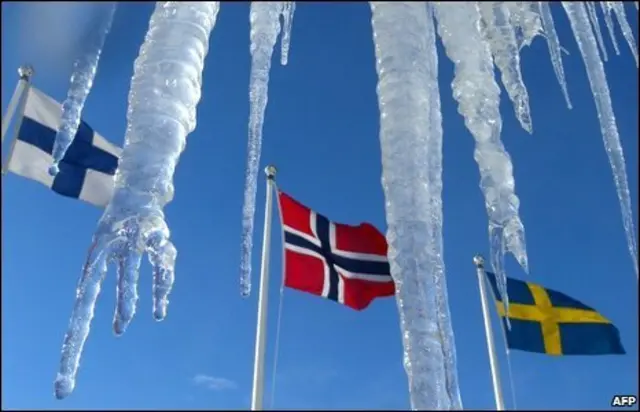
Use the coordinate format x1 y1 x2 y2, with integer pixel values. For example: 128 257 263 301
370 1 637 408
240 2 287 297
51 1 638 407
49 3 117 176
370 2 461 409
54 2 221 399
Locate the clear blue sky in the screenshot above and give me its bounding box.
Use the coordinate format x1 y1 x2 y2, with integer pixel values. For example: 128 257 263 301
1 2 637 410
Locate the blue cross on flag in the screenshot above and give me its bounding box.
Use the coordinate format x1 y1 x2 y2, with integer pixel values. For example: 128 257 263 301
6 86 121 207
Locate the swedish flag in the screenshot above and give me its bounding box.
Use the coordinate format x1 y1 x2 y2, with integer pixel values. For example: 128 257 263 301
485 272 625 356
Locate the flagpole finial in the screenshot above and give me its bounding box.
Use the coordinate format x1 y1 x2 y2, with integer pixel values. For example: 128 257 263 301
18 65 34 81
265 165 277 180
473 254 485 268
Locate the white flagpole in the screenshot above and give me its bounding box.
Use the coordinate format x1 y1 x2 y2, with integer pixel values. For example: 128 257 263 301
251 164 277 411
2 65 35 175
473 254 506 411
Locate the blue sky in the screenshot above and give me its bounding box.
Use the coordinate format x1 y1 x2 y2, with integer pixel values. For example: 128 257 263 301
1 2 637 410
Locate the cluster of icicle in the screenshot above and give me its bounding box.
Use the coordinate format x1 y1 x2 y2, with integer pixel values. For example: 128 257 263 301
371 1 637 409
55 2 220 400
240 2 295 297
49 3 117 176
51 1 637 408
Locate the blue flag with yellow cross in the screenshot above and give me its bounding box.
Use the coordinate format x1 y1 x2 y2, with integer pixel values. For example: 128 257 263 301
485 272 625 356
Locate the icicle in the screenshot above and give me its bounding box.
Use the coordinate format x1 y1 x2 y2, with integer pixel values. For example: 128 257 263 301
280 2 295 65
425 4 462 407
479 2 533 134
586 2 609 61
609 2 639 67
370 2 461 409
435 0 529 329
539 2 572 109
54 2 220 399
49 3 117 176
562 1 638 277
600 2 621 55
240 2 284 297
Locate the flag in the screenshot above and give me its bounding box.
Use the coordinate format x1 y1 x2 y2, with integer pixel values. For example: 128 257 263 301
485 271 625 356
6 86 121 207
277 190 395 310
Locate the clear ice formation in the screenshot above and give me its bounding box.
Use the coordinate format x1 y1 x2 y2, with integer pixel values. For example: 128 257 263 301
586 1 609 61
600 2 621 56
609 2 639 67
478 2 534 134
434 0 527 325
280 2 296 65
49 3 117 176
370 1 636 409
240 2 284 298
539 1 572 108
54 2 220 399
562 1 639 278
370 2 461 409
50 0 639 406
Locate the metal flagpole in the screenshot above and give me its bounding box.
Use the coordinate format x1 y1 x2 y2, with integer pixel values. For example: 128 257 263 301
1 66 33 143
473 254 506 411
251 164 278 411
2 65 35 175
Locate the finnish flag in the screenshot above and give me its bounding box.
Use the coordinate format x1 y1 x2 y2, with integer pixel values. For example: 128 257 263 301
6 87 121 207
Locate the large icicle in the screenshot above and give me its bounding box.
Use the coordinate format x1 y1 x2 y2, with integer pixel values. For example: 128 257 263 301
434 0 526 327
562 1 638 277
280 2 295 65
370 2 461 409
49 3 117 176
600 2 621 56
240 2 283 298
425 4 462 407
54 2 220 399
478 2 530 276
478 2 533 134
539 2 572 108
609 2 639 67
586 1 609 61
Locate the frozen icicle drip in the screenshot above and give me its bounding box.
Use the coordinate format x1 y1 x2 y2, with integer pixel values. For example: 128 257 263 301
539 2 572 108
586 2 609 61
370 2 461 409
434 0 527 324
240 2 283 298
600 2 621 56
54 2 220 399
479 2 533 134
280 2 296 65
424 4 462 408
562 1 639 277
49 3 117 176
609 2 639 67
477 2 530 275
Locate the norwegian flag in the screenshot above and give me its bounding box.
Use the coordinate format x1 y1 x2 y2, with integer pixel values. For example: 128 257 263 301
278 190 395 310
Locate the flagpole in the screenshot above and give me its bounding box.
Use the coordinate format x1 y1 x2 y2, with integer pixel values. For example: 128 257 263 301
2 65 34 175
473 254 506 411
251 164 277 411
